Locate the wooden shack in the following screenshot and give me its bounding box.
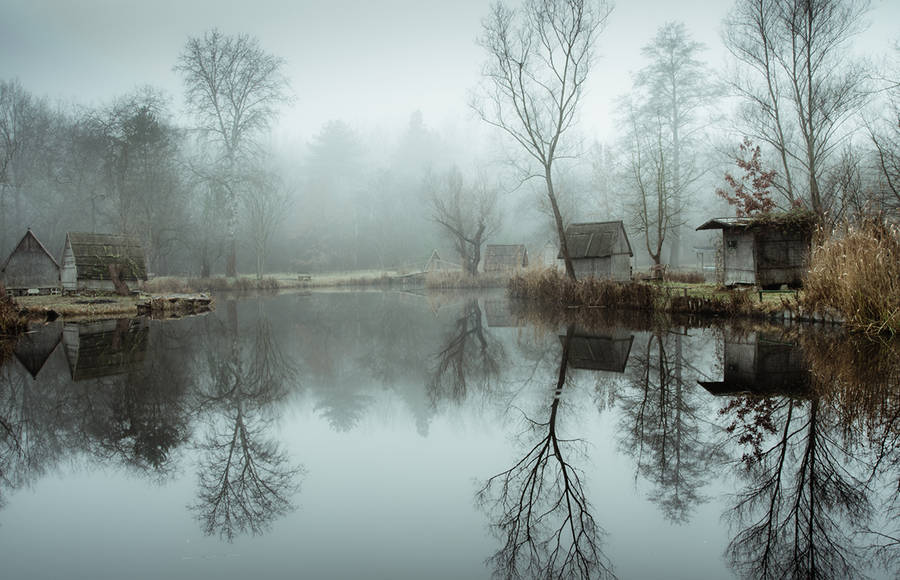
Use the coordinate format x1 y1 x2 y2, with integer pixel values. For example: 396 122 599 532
483 244 528 272
0 229 60 295
561 328 634 373
61 232 147 292
698 330 810 397
63 317 149 381
695 215 813 288
559 221 633 281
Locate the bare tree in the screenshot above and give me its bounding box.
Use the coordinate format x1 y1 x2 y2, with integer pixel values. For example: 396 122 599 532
245 167 292 280
620 99 681 268
175 29 291 277
427 167 501 275
634 22 715 266
473 0 613 279
724 0 871 221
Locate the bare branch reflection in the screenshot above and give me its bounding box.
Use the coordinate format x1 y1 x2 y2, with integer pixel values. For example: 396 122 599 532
194 406 304 541
429 299 503 406
618 330 719 523
478 325 614 580
191 299 304 541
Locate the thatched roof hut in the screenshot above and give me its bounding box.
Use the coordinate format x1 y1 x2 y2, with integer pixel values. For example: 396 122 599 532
61 232 147 292
0 229 60 295
696 213 814 288
559 221 633 281
483 244 528 272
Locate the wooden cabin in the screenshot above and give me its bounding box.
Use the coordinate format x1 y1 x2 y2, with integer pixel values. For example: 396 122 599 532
559 221 633 281
483 244 528 272
561 328 634 373
63 318 149 381
695 215 813 288
698 330 810 397
61 232 147 292
0 229 60 295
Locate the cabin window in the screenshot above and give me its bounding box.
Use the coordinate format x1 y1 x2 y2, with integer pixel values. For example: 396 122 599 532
726 240 738 250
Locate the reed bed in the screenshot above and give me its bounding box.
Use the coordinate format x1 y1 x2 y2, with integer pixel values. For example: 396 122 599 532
143 276 281 293
425 271 510 289
803 218 900 335
508 268 659 309
0 292 24 336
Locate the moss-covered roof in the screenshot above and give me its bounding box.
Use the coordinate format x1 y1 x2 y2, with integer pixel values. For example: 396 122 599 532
67 232 147 281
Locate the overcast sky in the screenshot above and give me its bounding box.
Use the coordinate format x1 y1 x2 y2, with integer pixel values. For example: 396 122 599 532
2 0 898 146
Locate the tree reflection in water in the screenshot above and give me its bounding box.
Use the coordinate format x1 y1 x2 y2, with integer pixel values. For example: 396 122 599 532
428 299 503 407
618 330 719 523
478 325 614 580
191 300 304 541
720 331 900 579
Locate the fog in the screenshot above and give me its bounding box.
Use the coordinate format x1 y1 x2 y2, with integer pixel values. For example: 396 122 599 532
2 0 898 277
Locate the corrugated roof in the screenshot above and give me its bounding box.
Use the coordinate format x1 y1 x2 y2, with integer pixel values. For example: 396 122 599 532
559 221 632 259
66 232 147 281
695 217 755 231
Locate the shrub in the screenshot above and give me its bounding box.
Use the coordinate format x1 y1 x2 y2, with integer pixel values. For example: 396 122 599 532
803 218 900 335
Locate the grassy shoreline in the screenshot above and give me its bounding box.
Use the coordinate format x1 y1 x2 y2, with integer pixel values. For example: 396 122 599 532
507 268 844 327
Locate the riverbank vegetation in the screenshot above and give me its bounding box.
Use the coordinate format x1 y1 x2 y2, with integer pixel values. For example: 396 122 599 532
507 268 797 322
803 219 900 335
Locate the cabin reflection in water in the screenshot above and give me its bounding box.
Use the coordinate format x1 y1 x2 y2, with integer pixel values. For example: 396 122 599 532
560 327 634 373
13 321 62 379
62 318 149 381
699 330 810 396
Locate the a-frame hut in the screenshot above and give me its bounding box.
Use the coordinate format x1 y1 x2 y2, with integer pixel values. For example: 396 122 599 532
560 221 633 281
0 229 60 295
13 322 62 379
483 244 528 272
61 232 147 292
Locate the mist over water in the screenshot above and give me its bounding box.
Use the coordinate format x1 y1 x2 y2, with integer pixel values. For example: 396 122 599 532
0 291 896 579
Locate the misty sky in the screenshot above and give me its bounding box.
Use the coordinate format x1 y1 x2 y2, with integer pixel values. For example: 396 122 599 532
3 0 898 146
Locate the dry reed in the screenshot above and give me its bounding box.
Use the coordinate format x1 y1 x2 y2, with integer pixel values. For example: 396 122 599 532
425 271 510 289
143 276 281 293
803 218 900 335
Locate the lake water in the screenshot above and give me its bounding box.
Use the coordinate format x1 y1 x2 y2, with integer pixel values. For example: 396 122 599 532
0 291 897 579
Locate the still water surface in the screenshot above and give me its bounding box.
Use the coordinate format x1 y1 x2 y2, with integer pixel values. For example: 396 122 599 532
0 291 896 579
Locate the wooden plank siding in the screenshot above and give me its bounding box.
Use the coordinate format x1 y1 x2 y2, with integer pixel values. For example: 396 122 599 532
62 232 147 292
0 229 61 294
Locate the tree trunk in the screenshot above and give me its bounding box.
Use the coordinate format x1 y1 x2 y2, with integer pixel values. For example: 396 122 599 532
545 168 575 280
226 237 237 278
108 264 131 296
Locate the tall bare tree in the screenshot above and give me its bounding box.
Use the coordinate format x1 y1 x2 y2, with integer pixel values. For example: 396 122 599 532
474 0 613 279
724 0 871 221
175 29 290 277
620 99 681 268
244 167 292 280
635 22 715 266
427 167 501 275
